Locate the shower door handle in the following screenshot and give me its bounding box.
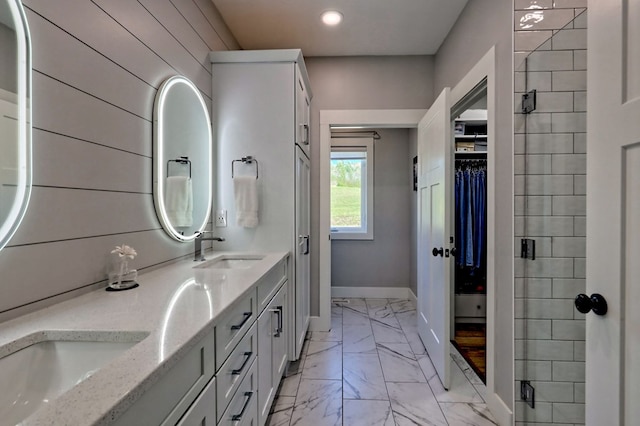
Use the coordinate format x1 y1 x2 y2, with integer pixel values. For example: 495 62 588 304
574 293 608 316
432 247 444 257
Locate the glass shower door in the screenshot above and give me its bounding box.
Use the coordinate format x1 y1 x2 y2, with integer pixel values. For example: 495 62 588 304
515 10 587 426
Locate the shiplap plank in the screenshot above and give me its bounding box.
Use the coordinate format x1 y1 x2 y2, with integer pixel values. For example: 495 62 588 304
24 0 174 89
8 188 158 246
0 230 192 313
33 73 151 156
139 0 212 70
93 0 211 95
27 9 154 119
33 130 151 194
172 0 233 51
191 0 240 50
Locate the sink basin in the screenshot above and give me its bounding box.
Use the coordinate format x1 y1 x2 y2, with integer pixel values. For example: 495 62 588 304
0 330 147 425
195 254 265 269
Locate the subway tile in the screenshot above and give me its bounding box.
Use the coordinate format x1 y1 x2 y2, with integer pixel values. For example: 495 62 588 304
553 0 588 8
515 216 526 238
513 237 552 257
552 360 585 382
535 92 574 112
515 195 553 215
515 360 553 381
515 9 575 31
574 175 586 194
574 217 586 236
552 112 586 133
552 403 585 423
515 0 553 10
552 153 586 174
552 195 586 215
515 319 552 339
516 154 554 174
573 132 586 153
552 236 586 257
525 133 574 154
525 50 574 71
533 381 575 402
573 9 587 29
527 71 553 91
515 51 529 70
552 278 585 298
515 257 574 279
525 175 574 195
551 28 587 50
523 216 575 236
574 50 587 70
574 258 586 278
573 92 586 112
515 72 527 93
515 401 553 422
515 278 553 298
516 30 553 51
515 134 526 154
575 383 585 403
552 70 587 91
526 112 553 133
552 319 586 341
518 340 575 360
574 341 585 361
524 298 575 319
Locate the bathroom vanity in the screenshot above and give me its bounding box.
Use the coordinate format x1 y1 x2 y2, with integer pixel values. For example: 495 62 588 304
0 251 290 426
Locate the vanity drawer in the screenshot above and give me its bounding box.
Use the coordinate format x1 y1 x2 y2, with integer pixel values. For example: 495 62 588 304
256 258 287 313
218 359 258 426
114 329 215 426
176 377 216 426
216 323 257 421
215 291 257 371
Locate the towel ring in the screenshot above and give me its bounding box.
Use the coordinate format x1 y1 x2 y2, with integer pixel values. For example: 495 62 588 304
231 156 259 179
167 157 192 178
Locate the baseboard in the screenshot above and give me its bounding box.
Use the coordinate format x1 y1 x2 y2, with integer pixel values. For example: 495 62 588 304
331 286 410 299
486 392 513 426
408 287 417 305
308 315 327 332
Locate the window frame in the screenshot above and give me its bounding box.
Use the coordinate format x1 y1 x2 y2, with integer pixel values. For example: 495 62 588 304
330 137 374 240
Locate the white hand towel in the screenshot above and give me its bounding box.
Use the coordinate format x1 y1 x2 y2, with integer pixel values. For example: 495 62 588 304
165 176 193 227
234 175 259 228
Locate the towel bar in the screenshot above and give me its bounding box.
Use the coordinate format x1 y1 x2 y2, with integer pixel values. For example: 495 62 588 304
232 156 259 179
167 157 191 178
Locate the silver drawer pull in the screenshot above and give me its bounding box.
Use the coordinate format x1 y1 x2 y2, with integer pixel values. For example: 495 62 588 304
231 391 254 422
231 352 253 375
230 312 252 330
303 124 310 145
270 306 283 337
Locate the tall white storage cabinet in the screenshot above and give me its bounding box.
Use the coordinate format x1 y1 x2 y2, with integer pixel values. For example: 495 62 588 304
210 50 312 361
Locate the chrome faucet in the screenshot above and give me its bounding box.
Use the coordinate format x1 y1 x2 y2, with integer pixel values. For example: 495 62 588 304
194 232 225 261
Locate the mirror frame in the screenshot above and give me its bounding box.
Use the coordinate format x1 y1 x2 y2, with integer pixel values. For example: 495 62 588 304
0 0 32 251
152 75 212 242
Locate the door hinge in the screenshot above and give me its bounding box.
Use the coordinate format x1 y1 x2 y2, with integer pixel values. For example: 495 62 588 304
522 89 537 114
520 381 535 409
520 238 536 260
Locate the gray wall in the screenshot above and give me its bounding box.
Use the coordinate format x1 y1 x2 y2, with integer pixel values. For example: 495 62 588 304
432 0 514 412
306 56 435 314
0 23 16 93
331 128 412 289
0 0 238 320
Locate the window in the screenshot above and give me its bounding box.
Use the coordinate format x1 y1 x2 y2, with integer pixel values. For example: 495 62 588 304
330 137 373 240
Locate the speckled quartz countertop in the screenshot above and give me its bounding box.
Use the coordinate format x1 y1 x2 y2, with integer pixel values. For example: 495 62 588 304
0 250 288 426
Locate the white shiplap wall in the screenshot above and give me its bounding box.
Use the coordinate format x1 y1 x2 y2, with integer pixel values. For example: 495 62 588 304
0 0 238 320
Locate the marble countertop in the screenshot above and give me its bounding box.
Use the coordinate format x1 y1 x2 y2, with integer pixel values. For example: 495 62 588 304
0 250 288 426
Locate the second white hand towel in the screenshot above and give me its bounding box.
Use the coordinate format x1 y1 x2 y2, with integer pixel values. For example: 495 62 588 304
233 175 259 228
165 176 193 227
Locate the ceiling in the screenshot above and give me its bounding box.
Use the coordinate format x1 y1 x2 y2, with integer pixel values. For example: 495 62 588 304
211 0 469 57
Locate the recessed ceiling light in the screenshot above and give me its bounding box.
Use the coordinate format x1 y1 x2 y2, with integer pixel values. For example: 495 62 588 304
321 10 343 26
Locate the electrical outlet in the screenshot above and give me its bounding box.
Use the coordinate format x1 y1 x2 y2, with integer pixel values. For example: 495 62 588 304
215 209 227 227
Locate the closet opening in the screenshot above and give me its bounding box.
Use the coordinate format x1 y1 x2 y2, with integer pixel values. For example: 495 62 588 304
450 80 488 383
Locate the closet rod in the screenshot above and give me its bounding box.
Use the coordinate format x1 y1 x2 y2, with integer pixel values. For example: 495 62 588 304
331 131 381 140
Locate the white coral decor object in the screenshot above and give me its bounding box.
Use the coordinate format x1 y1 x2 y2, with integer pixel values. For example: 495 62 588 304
111 244 137 260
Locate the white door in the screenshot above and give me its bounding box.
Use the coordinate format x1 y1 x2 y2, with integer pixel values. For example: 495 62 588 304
587 1 640 424
417 88 452 389
294 146 311 358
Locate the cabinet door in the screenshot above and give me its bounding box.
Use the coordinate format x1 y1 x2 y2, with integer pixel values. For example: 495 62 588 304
176 378 216 426
294 147 311 359
271 284 288 381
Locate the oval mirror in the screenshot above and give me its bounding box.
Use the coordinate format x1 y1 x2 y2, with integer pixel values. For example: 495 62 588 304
153 76 212 241
0 0 31 251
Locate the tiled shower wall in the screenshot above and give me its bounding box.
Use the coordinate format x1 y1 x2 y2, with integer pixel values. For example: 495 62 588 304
514 1 587 425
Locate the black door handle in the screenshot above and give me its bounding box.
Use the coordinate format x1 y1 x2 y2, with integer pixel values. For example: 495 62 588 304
432 247 443 257
450 247 457 257
574 293 608 316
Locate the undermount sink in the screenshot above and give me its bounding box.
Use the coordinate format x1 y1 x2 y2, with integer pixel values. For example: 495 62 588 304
194 254 265 269
0 330 148 425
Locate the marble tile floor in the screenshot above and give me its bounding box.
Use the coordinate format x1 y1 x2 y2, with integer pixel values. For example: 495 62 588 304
266 298 497 426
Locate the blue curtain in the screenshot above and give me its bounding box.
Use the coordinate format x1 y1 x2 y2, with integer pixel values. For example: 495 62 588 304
454 161 487 272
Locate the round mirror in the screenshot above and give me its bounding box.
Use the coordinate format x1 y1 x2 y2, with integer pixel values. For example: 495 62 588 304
0 0 31 251
153 76 212 242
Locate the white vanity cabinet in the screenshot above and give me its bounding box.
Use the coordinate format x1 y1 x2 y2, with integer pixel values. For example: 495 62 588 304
210 49 312 362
